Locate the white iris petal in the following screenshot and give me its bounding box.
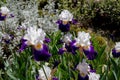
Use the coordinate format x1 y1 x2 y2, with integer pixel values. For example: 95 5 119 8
59 10 73 21
115 42 120 51
76 31 91 47
0 6 10 15
88 72 100 80
38 65 51 80
63 33 72 43
23 26 46 46
76 59 90 77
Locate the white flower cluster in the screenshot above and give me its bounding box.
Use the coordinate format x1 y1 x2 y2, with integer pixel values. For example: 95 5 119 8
59 10 73 21
75 31 91 47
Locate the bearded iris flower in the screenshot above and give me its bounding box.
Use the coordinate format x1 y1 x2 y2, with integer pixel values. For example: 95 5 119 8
77 60 100 80
21 26 51 61
58 33 78 55
112 42 120 57
0 6 10 21
76 60 90 80
75 31 97 60
56 10 73 32
65 40 78 54
77 60 90 78
75 31 91 47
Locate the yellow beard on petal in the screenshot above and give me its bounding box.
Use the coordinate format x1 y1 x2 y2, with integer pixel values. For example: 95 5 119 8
80 72 86 77
62 21 68 25
1 14 7 16
34 43 43 50
48 77 52 80
83 46 89 50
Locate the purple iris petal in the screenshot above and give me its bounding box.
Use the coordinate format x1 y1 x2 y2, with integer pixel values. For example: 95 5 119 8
58 48 65 55
19 39 27 52
112 48 120 58
89 64 96 73
33 44 51 61
35 74 39 80
56 19 62 24
59 23 70 32
10 14 14 17
83 45 97 60
0 13 6 21
78 74 89 80
65 40 78 55
44 37 51 43
56 20 70 32
71 19 77 24
52 77 59 80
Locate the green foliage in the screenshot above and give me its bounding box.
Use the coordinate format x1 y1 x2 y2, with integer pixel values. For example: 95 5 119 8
3 48 38 80
0 0 120 80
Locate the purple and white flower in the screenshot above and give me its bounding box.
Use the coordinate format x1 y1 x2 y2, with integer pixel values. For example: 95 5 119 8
75 31 97 60
59 10 73 22
0 6 10 15
75 31 91 47
77 60 100 80
76 59 90 78
58 33 78 55
56 10 73 32
21 26 51 61
0 6 10 21
112 42 120 57
23 26 46 46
